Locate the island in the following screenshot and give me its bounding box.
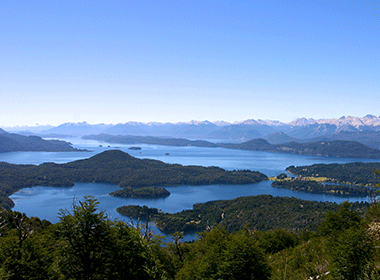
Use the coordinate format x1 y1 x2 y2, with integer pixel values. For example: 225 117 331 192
109 187 170 198
0 150 268 209
128 146 142 150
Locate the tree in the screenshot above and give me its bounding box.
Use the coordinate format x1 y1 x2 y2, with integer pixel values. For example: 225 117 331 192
57 196 154 280
327 226 374 280
217 231 271 280
318 201 362 236
176 226 271 280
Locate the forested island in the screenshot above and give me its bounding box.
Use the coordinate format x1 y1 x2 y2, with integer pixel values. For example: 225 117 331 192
271 179 377 197
0 150 267 209
0 132 83 153
109 187 170 198
83 134 380 159
117 195 369 233
287 162 380 186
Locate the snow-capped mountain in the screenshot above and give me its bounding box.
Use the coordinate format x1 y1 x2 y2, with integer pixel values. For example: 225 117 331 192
6 116 380 147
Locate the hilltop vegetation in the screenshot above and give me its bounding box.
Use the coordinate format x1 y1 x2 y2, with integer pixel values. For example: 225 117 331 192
0 150 267 209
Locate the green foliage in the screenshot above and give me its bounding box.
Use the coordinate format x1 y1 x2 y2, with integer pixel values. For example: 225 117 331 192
217 231 271 280
269 236 329 280
327 226 374 280
318 201 362 236
57 196 156 280
176 226 271 280
254 229 300 254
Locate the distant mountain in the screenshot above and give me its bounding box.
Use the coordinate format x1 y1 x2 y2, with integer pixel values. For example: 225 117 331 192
284 124 339 139
6 115 380 141
1 125 54 134
289 117 317 126
208 121 279 140
309 130 380 150
41 122 113 137
83 134 219 147
275 140 380 158
0 133 82 153
86 134 380 159
263 132 300 145
220 139 274 152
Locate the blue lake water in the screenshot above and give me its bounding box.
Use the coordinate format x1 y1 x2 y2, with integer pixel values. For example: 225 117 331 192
4 137 380 240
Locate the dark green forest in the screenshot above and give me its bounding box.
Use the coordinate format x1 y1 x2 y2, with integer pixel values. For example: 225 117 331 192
2 195 380 279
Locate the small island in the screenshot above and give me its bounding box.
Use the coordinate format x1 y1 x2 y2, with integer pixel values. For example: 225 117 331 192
128 146 142 150
117 205 161 220
109 187 170 198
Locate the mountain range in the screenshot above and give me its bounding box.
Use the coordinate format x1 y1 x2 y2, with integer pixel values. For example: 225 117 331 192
3 115 380 149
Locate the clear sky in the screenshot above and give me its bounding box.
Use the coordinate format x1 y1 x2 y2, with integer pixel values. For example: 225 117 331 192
1 1 379 126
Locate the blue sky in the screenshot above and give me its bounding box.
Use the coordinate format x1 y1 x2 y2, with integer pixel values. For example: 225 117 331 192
1 1 379 126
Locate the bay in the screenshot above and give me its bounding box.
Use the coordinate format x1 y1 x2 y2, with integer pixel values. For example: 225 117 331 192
5 137 380 240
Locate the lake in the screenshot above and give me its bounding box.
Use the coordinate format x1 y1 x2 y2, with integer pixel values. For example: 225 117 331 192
5 137 380 240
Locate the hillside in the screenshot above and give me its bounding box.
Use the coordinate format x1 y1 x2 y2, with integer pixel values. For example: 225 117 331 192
275 140 380 158
0 132 81 153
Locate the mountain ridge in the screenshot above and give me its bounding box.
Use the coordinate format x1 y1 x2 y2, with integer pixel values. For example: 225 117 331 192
4 115 380 142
